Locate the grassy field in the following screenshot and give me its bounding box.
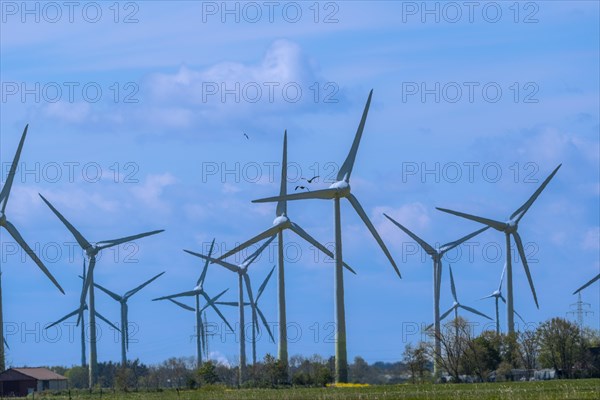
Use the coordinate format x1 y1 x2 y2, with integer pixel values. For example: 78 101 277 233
27 379 600 400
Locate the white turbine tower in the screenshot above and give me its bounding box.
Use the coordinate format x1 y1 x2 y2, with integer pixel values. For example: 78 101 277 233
186 236 274 385
480 263 526 335
217 130 355 372
383 214 487 379
253 90 401 382
217 266 276 366
93 272 165 366
38 194 163 387
46 260 119 368
436 164 561 334
0 125 65 370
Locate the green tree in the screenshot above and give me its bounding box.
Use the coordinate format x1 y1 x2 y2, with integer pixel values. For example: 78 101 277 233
197 361 220 385
537 317 583 378
403 343 430 383
65 366 88 388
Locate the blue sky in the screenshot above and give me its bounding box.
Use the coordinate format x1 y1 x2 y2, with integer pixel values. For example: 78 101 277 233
1 1 598 368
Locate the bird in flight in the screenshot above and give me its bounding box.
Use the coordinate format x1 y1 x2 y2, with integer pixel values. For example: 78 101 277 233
302 175 319 184
295 185 309 191
243 132 249 139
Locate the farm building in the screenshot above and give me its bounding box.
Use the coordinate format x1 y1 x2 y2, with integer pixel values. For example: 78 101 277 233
0 367 67 396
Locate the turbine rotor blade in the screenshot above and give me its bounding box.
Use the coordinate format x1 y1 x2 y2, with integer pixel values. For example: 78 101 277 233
168 298 195 312
460 304 493 321
448 264 458 302
93 281 122 302
276 130 287 217
79 257 96 317
124 271 165 299
5 220 65 293
219 226 280 261
200 289 230 312
440 226 489 254
513 231 539 308
573 273 600 294
0 125 28 213
511 164 561 222
153 290 199 301
436 207 506 231
289 222 356 274
243 234 276 266
243 273 259 335
383 213 436 255
38 193 91 250
337 89 373 182
96 229 164 250
198 239 215 287
347 194 401 278
514 309 526 324
186 251 240 274
256 265 276 301
201 291 233 331
96 311 120 332
252 188 337 204
439 306 456 322
46 308 80 329
499 262 507 292
256 307 274 342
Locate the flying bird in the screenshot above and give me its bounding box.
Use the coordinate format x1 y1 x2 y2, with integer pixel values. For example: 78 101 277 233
302 175 320 184
243 132 249 139
295 185 309 191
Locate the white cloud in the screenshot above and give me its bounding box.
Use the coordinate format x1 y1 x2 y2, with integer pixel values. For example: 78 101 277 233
372 202 431 250
43 101 91 124
130 173 177 212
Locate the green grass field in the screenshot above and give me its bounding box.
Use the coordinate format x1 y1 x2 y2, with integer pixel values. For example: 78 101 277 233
27 379 600 400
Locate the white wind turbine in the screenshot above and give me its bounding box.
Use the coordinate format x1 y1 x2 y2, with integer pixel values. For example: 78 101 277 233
383 214 488 379
186 236 275 385
93 272 165 366
38 194 163 387
436 164 561 334
218 130 355 371
253 90 401 383
153 239 232 367
0 125 65 370
480 262 526 335
217 265 276 366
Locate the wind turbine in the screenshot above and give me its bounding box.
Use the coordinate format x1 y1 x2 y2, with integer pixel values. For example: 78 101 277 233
573 273 600 294
0 125 65 370
438 265 492 336
186 235 275 385
252 90 401 382
38 193 163 387
436 164 561 334
383 214 487 379
152 238 233 368
217 265 276 366
218 130 355 371
480 262 526 335
92 271 165 366
45 260 119 367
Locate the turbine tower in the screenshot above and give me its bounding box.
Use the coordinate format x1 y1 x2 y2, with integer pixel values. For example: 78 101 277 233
38 194 163 387
480 262 526 335
383 214 487 379
46 260 119 368
186 236 274 385
93 272 165 366
217 130 355 373
253 90 401 383
437 164 561 334
217 265 276 366
0 125 65 370
153 239 233 368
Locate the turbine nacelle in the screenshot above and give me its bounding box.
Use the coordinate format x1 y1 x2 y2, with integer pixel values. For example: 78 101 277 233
272 215 290 227
504 220 518 233
328 180 350 197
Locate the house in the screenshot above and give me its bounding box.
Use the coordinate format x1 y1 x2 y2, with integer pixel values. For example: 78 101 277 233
0 367 68 396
